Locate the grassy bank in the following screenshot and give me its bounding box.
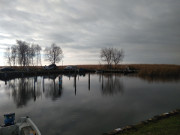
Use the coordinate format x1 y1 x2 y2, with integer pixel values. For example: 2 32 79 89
117 113 180 135
104 110 180 135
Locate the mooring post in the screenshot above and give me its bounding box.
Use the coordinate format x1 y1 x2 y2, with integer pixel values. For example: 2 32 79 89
74 74 77 95
102 73 104 90
88 73 90 90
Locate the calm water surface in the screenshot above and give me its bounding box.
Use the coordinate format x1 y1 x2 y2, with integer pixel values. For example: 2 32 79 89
0 74 180 135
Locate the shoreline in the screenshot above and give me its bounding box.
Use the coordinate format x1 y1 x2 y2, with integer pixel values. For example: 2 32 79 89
0 64 179 83
104 109 180 135
0 69 94 81
0 67 138 81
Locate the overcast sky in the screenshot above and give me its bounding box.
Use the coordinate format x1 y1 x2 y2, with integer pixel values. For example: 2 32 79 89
0 0 180 66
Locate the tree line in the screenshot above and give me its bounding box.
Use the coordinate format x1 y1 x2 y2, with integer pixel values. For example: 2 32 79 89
4 40 63 66
4 40 124 68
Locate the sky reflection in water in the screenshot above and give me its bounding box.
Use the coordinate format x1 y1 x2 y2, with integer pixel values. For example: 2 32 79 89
0 74 180 135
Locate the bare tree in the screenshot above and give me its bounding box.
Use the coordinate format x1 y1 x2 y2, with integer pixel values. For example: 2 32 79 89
11 45 18 66
29 45 36 66
34 44 42 66
100 48 113 68
100 47 124 69
44 43 63 64
4 40 42 66
4 47 12 66
112 48 124 67
16 40 30 66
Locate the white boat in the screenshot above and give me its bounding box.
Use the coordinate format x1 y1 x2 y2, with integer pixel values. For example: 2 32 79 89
0 113 41 135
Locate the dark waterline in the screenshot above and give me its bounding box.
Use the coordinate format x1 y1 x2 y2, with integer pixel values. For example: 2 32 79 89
0 74 180 135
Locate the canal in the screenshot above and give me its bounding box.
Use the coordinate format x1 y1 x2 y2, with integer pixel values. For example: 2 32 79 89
0 73 179 135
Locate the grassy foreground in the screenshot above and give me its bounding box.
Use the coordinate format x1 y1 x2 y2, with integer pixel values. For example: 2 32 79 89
116 113 180 135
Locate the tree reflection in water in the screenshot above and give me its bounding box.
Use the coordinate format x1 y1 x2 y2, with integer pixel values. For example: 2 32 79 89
3 73 124 107
99 74 124 96
43 75 63 100
6 75 63 107
7 77 41 107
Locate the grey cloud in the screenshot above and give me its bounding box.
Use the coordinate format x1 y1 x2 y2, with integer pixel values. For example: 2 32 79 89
0 0 180 65
47 32 74 43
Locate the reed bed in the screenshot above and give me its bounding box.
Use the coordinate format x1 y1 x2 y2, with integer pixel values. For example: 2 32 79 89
76 64 180 75
130 64 180 79
77 64 180 81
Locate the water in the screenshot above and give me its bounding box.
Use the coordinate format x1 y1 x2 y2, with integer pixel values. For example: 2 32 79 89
0 73 180 135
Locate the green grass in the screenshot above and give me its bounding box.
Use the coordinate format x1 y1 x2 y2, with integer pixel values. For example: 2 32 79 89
118 114 180 135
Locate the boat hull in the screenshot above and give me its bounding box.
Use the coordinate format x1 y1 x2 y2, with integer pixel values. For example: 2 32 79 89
0 117 41 135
